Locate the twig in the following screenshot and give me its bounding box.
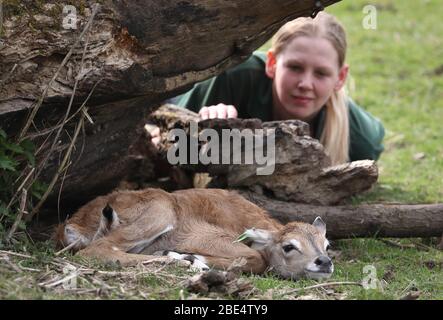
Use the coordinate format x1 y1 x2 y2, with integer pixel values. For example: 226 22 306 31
5 168 34 213
5 4 100 231
26 78 102 221
0 64 18 89
39 271 78 288
281 281 363 296
31 123 59 154
409 239 438 251
379 239 415 249
1 255 23 273
57 164 70 226
52 257 86 269
399 279 418 296
28 111 86 220
5 189 28 243
17 260 41 272
13 167 35 197
18 3 100 141
96 270 137 277
0 250 35 260
380 239 433 251
91 277 116 291
54 239 80 256
71 108 91 167
34 29 91 180
25 100 94 141
0 0 3 38
23 27 94 223
57 85 97 221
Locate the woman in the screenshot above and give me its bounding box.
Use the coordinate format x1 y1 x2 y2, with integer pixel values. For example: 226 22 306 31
167 13 385 164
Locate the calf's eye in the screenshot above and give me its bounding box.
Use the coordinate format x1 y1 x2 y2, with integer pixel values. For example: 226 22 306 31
283 244 300 253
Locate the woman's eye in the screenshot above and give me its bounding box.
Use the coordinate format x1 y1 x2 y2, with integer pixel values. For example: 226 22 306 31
289 65 302 71
316 70 330 78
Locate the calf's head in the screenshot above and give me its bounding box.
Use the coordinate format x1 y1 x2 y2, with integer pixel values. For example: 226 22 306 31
240 217 333 280
54 204 119 252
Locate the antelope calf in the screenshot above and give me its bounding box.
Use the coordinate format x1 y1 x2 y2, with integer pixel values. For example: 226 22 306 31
54 188 333 280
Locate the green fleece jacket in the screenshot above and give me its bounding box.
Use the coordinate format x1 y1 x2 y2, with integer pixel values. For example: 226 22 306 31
177 52 385 161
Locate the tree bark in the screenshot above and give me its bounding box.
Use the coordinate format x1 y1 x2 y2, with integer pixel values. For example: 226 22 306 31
149 105 442 239
150 104 378 205
1 0 340 109
0 0 340 207
239 191 443 239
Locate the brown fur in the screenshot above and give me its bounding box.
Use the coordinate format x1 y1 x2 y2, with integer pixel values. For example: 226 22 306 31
54 188 331 279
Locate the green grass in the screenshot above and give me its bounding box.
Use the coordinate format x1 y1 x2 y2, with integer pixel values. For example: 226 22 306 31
332 238 442 299
328 0 443 204
261 0 443 203
1 0 442 300
1 238 441 300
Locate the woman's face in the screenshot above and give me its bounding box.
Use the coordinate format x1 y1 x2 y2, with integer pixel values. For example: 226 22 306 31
266 36 348 122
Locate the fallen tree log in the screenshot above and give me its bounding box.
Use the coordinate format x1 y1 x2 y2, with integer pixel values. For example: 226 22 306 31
239 190 443 239
149 106 442 239
0 0 341 207
149 104 378 205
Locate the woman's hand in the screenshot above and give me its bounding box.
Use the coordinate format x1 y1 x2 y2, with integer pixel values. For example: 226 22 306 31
146 104 238 146
199 104 238 120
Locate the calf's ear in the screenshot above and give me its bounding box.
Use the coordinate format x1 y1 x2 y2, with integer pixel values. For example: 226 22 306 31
235 228 273 250
102 204 120 229
312 216 326 236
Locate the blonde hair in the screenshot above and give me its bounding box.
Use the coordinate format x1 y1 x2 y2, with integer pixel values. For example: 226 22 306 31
270 12 350 165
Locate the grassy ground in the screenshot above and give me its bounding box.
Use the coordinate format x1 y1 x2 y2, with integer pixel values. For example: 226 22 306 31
0 235 441 300
1 0 442 300
330 0 443 204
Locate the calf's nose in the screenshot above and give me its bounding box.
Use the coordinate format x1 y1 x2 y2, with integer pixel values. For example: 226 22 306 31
314 255 332 267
